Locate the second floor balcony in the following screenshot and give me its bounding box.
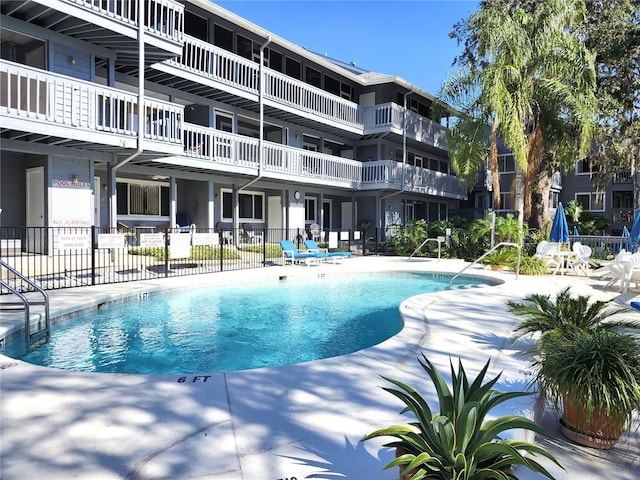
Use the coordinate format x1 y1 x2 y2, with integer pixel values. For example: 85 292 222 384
182 123 465 198
0 60 184 156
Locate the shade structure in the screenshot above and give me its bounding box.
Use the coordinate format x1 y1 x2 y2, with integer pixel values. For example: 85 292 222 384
550 203 569 243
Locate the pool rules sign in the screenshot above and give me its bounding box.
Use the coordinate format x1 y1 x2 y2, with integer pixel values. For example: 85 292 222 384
51 178 92 252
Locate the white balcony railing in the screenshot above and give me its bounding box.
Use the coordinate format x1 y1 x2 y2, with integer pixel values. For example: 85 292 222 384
64 0 184 42
360 103 447 150
0 60 183 146
183 123 362 186
362 160 464 197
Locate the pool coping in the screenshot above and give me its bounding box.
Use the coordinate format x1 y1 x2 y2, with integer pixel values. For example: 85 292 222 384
1 256 639 479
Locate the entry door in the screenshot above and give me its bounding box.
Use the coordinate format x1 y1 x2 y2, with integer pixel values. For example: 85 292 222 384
341 201 354 230
267 196 283 241
26 166 45 253
322 200 332 230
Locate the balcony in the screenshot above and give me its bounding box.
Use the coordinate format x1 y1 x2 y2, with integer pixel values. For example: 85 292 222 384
360 103 447 151
154 36 449 150
182 123 361 188
361 160 466 199
1 0 184 64
0 60 184 156
612 171 633 183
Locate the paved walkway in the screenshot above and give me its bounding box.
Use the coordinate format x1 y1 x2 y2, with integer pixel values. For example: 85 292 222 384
1 257 639 479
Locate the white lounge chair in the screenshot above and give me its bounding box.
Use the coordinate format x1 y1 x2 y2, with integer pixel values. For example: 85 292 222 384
533 241 561 274
568 242 593 276
622 252 640 293
595 249 631 289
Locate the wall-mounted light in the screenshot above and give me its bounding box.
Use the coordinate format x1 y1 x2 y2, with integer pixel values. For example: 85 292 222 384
70 175 79 185
67 56 77 65
102 183 108 191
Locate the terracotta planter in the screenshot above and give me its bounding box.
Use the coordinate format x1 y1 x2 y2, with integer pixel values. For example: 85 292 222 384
560 395 626 449
490 264 504 271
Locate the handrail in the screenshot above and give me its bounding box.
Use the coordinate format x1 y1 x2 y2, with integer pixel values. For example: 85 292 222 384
408 237 444 261
448 242 521 288
0 259 50 351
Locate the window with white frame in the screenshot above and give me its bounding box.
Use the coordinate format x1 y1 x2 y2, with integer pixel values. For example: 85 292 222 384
116 180 169 217
575 192 604 211
221 189 264 221
549 190 559 210
498 154 515 173
305 197 316 222
576 158 592 174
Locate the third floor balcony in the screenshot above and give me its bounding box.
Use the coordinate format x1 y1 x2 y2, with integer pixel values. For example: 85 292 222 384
152 35 449 151
1 0 184 65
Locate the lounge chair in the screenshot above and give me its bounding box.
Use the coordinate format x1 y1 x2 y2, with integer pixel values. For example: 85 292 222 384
568 241 595 276
280 239 327 266
622 252 640 294
532 241 561 274
595 249 631 289
304 239 351 261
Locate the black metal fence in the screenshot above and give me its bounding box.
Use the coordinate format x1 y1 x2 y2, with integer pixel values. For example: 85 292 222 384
0 225 386 294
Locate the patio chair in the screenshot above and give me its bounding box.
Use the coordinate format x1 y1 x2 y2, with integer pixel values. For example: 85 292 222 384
622 252 640 294
595 249 632 289
568 242 595 276
304 239 351 261
280 239 327 266
176 212 191 233
532 241 561 274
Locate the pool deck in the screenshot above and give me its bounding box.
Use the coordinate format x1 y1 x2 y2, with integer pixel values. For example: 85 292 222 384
1 256 639 480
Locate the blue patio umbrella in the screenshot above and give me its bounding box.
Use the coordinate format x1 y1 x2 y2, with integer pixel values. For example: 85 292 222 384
629 210 640 253
573 226 579 236
622 225 631 252
549 202 569 243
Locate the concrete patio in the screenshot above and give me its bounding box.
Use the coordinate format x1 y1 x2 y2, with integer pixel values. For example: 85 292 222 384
1 257 639 479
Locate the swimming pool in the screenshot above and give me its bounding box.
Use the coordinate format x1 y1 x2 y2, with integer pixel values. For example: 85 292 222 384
7 272 498 374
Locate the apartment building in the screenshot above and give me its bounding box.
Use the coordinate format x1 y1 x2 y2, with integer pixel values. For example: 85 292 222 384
459 148 632 235
0 0 465 253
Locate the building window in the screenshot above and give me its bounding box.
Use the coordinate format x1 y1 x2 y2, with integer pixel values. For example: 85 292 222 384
116 180 169 217
575 192 604 211
269 49 283 72
221 189 264 221
498 193 511 210
285 57 301 79
305 197 316 222
576 158 592 174
498 154 515 173
549 190 559 209
213 25 233 52
305 67 322 88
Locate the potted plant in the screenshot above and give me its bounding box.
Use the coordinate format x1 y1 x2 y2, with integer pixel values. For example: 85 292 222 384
507 287 638 344
361 354 562 479
533 329 640 448
507 288 640 448
480 249 517 271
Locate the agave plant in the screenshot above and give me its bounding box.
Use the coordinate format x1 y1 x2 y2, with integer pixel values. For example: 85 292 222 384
361 354 562 480
507 287 639 348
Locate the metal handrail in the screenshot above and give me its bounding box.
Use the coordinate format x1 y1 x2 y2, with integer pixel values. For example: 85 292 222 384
408 237 444 261
0 259 50 351
448 242 521 288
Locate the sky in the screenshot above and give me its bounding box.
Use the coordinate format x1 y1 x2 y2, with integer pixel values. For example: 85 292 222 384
215 1 479 95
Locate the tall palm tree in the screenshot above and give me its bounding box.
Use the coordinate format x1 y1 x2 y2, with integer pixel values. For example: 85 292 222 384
439 0 598 227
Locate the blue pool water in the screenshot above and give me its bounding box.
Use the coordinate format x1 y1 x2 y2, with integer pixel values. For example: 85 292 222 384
10 272 496 374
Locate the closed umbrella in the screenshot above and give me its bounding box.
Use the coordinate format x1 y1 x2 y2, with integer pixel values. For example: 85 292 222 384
630 211 640 249
550 203 569 244
573 226 579 236
622 225 631 252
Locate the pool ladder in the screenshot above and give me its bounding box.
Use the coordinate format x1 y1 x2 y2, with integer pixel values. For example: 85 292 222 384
449 242 521 288
0 259 50 352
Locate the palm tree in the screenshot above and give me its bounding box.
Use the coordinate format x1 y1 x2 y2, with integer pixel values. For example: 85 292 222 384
440 0 598 228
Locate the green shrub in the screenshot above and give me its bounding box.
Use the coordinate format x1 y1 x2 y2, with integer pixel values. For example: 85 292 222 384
516 255 547 275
